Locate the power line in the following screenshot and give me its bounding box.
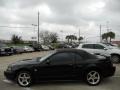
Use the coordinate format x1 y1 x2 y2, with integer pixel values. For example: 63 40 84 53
0 26 32 28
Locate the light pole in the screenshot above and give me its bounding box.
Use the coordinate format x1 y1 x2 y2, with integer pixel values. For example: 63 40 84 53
74 24 81 42
79 28 80 38
100 24 102 42
99 23 109 43
32 11 40 44
31 24 37 41
38 11 40 44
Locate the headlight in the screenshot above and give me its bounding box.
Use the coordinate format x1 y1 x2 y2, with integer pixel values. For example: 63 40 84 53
7 66 12 71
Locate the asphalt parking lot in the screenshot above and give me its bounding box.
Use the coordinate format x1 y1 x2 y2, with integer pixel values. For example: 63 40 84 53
0 51 120 90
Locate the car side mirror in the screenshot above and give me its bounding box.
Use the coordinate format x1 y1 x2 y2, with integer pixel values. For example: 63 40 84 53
46 60 51 65
104 48 108 50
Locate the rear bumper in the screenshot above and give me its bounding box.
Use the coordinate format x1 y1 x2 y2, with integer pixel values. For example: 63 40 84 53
4 71 15 81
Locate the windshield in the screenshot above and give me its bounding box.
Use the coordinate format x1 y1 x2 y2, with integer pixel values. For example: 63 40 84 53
39 51 55 62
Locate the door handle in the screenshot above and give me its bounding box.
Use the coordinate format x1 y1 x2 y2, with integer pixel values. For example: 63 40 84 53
68 64 73 65
95 53 100 55
77 65 82 67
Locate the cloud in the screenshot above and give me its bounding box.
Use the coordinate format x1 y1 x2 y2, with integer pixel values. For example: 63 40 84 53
0 0 120 42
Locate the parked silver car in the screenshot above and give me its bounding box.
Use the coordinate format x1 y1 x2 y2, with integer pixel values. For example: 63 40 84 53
22 46 34 52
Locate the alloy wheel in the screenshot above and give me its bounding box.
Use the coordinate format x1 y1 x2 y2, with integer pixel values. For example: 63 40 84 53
17 72 31 87
86 70 101 85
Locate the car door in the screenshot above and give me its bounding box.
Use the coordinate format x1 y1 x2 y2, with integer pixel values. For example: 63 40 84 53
81 44 94 54
93 44 106 55
37 52 74 79
72 53 86 77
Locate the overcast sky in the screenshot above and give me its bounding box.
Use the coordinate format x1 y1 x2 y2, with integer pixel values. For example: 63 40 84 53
0 0 120 42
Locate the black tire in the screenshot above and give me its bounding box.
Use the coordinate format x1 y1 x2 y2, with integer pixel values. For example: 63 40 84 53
111 55 120 64
85 70 101 86
16 71 32 87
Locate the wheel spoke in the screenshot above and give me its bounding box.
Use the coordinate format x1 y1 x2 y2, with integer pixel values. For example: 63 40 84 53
94 76 99 80
93 72 97 77
91 78 95 84
88 77 92 81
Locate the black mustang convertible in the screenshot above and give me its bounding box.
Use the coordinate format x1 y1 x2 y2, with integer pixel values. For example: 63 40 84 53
4 49 116 87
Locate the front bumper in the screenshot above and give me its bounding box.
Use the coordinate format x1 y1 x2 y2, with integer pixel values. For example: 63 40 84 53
104 66 116 77
110 66 116 76
4 71 15 81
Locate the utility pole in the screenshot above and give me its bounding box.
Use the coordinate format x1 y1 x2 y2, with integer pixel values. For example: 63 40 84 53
100 24 102 42
38 11 40 44
79 28 80 38
78 28 80 43
31 24 37 41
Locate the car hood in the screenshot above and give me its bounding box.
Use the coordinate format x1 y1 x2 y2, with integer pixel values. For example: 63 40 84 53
10 57 41 66
108 46 119 49
107 48 120 54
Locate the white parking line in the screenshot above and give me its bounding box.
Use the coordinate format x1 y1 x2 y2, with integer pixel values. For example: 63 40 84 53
3 79 13 84
113 76 120 78
23 88 34 90
3 80 34 90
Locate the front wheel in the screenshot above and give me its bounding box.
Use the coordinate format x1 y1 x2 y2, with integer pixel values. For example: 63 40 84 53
16 71 32 87
85 70 101 86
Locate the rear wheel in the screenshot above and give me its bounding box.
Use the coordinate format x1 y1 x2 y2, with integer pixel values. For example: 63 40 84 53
111 55 120 64
85 70 101 86
16 71 32 87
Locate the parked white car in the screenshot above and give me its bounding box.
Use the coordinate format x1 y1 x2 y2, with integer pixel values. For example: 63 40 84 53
23 46 34 52
41 45 49 51
77 43 120 63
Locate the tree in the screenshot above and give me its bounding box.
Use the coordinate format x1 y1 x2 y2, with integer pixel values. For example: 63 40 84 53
102 31 115 43
107 32 115 42
39 31 58 44
69 35 77 43
78 36 83 43
66 35 70 43
102 33 108 42
49 32 58 43
11 34 23 44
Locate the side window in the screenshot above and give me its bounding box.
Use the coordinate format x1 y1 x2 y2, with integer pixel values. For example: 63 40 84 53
75 53 83 64
49 52 74 65
82 44 94 49
94 44 105 49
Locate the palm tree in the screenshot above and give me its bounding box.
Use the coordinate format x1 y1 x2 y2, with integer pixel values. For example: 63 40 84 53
102 32 115 43
11 34 23 44
69 35 77 43
102 33 109 43
107 32 115 42
66 35 70 43
78 36 83 43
